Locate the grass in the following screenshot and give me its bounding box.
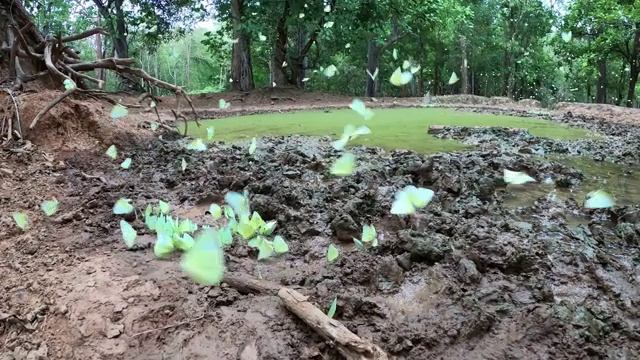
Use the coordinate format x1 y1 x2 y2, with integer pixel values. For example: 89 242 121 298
184 107 596 154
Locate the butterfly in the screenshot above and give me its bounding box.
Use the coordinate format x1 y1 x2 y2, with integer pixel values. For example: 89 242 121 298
330 153 356 176
180 228 226 285
349 99 375 120
503 169 536 185
390 67 413 86
390 186 434 215
584 189 615 209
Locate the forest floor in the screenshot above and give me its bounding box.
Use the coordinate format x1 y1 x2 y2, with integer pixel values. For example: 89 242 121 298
2 88 640 360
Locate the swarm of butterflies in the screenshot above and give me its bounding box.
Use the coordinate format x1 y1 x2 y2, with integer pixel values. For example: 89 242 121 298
11 44 615 288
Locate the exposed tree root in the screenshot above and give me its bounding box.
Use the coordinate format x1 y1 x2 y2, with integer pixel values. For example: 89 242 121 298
1 18 201 143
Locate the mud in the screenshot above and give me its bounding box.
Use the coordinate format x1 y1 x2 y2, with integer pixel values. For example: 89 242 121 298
2 91 640 359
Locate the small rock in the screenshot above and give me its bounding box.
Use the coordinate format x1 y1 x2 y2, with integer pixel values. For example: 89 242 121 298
105 320 124 339
329 213 359 242
373 256 404 293
458 258 481 284
395 253 412 271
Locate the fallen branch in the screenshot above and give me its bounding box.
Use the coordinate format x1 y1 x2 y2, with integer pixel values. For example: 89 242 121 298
221 273 389 360
278 288 390 360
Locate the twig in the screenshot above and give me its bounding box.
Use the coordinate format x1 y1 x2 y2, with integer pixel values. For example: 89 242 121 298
80 171 108 184
130 314 206 338
278 288 390 360
2 88 21 143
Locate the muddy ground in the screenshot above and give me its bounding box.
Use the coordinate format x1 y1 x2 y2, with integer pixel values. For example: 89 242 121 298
1 89 640 360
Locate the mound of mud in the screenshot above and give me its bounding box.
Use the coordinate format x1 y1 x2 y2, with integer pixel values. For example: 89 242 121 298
428 124 640 165
434 95 515 106
11 90 147 151
4 129 640 359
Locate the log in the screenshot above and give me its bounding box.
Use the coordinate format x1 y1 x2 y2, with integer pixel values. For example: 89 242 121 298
277 288 390 360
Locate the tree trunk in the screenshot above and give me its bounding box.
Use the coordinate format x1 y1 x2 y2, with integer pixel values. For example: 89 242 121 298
270 0 290 87
230 0 254 91
460 36 468 95
365 39 379 97
596 57 607 104
625 24 640 108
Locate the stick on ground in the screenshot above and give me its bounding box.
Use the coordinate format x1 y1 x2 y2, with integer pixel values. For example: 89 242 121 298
277 287 390 360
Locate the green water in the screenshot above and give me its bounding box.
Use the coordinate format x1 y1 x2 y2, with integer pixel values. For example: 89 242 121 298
504 157 640 208
184 108 594 154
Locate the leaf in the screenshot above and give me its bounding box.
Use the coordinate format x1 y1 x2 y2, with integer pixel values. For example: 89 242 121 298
63 79 75 90
113 198 134 214
180 228 226 285
249 137 257 155
181 158 187 172
390 67 413 86
154 232 175 258
503 169 536 185
273 235 289 253
584 190 615 209
40 199 59 216
391 186 435 215
327 244 339 262
330 153 356 176
327 297 337 318
448 71 459 85
210 204 222 220
12 212 28 230
361 225 376 243
158 200 170 215
323 65 337 78
187 138 207 151
207 127 215 140
219 99 230 109
120 220 137 248
106 145 117 160
349 99 375 120
120 158 132 169
111 104 128 119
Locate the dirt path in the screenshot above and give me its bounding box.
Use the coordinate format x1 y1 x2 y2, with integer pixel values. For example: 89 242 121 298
1 90 640 360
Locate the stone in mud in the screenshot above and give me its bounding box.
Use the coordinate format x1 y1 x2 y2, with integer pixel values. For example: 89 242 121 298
458 258 481 284
395 253 412 271
476 177 495 200
250 194 281 221
329 213 359 242
400 231 447 264
615 223 639 244
373 256 404 293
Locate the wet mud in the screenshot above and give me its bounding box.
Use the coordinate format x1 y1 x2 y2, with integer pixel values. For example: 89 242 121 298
2 99 640 359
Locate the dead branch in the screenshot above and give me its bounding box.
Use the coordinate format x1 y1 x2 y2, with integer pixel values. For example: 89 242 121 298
278 288 390 360
59 62 104 89
221 273 388 360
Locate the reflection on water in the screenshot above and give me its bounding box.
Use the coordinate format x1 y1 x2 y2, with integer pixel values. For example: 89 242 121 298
503 156 640 209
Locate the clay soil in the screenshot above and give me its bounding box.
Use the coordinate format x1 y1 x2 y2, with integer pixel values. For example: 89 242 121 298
2 89 640 360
